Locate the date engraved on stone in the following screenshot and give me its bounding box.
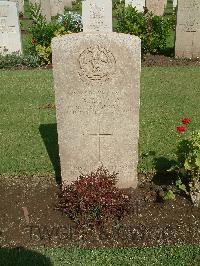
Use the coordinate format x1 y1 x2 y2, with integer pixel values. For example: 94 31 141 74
78 45 116 83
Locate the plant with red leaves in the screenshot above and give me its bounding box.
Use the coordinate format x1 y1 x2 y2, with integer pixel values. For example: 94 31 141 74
58 166 129 225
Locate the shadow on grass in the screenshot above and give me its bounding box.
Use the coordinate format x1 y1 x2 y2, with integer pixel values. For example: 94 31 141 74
141 151 177 185
152 156 177 186
39 124 61 185
0 247 52 266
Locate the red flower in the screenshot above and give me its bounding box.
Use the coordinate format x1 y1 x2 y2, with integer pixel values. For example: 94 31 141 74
177 125 187 134
182 117 190 124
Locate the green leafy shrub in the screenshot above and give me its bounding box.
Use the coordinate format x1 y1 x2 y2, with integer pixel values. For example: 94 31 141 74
57 11 83 32
58 167 129 225
0 52 40 69
164 118 200 206
28 4 62 64
28 4 82 64
116 5 172 54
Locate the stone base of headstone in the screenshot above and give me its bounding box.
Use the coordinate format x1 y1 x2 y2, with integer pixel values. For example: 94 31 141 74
52 32 141 189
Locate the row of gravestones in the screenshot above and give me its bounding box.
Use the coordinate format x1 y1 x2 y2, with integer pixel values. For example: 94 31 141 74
3 0 73 18
0 0 200 188
1 0 199 58
0 0 72 53
126 0 177 16
29 0 73 22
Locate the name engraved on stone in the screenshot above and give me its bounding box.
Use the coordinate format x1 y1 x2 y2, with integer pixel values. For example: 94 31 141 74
78 45 116 84
0 5 8 17
89 3 104 31
0 18 16 33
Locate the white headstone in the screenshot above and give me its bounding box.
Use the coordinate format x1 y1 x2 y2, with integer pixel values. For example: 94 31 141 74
10 0 24 14
64 0 72 8
173 0 177 9
52 0 141 189
50 0 65 17
146 0 166 16
82 0 112 33
40 0 51 22
0 1 22 54
175 0 200 58
125 0 145 13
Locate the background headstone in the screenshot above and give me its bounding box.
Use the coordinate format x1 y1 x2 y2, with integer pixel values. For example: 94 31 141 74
173 0 177 9
64 0 72 8
175 0 200 58
29 0 51 22
82 0 112 33
0 1 22 54
40 0 51 22
146 0 165 16
10 0 24 14
125 0 145 13
50 0 65 17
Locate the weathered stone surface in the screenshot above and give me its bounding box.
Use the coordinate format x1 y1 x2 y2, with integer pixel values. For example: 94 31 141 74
40 0 51 22
146 0 165 16
125 0 145 13
175 0 200 58
0 1 22 53
52 32 141 188
82 0 112 33
10 0 24 14
173 0 177 9
64 0 72 8
50 0 64 17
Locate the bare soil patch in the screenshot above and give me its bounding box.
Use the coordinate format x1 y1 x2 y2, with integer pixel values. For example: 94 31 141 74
142 54 200 67
0 175 199 248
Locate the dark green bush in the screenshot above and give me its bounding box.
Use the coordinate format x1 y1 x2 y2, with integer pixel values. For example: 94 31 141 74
116 5 172 54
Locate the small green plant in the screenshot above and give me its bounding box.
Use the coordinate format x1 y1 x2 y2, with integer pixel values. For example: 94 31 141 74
28 4 82 64
164 190 176 201
58 166 129 225
177 129 200 206
0 52 40 69
165 118 200 206
116 5 172 54
57 11 83 32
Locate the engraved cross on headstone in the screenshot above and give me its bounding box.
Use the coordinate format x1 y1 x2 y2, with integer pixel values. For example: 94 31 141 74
84 123 112 162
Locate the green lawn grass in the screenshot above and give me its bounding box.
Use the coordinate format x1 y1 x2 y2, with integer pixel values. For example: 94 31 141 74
1 67 200 176
1 245 200 266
